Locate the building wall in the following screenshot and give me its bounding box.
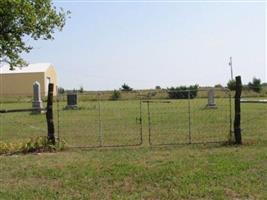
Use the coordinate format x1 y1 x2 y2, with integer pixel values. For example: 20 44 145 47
45 66 58 96
0 72 45 96
0 66 57 96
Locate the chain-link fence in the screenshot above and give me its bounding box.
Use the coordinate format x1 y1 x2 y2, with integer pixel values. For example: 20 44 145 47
146 88 232 145
240 86 267 143
55 92 143 147
0 94 47 143
55 88 232 147
2 86 265 147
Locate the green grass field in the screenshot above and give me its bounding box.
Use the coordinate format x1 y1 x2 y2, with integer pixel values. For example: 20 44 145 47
0 93 267 199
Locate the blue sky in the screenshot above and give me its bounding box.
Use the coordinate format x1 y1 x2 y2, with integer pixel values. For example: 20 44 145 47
23 1 266 90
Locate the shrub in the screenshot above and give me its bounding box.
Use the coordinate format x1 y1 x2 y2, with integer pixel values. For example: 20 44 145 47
248 77 262 93
167 85 198 99
79 86 84 93
214 84 223 88
111 90 121 100
120 83 133 91
227 80 236 91
146 91 157 99
0 137 65 155
58 87 65 94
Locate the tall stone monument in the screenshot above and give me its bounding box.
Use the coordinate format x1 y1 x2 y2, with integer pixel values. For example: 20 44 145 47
32 81 43 113
206 89 217 109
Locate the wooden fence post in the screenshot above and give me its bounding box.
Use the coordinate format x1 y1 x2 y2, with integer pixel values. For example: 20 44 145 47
46 83 55 144
234 76 242 144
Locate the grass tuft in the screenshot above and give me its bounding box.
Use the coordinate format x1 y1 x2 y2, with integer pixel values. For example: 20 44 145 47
0 137 65 155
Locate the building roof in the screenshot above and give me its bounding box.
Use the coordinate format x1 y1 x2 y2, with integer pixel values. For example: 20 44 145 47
0 63 53 74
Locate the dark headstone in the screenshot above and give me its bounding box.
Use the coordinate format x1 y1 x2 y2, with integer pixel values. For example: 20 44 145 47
65 92 78 109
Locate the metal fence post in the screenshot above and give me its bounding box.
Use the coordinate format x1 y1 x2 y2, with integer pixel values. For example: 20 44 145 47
46 83 55 144
98 93 103 147
147 101 152 145
139 96 143 145
234 76 242 144
56 96 60 144
229 90 233 142
188 90 192 144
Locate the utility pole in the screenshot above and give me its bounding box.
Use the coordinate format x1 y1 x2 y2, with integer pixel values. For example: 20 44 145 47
229 57 234 80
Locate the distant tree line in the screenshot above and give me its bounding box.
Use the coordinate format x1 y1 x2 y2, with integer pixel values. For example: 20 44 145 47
59 77 265 101
227 77 264 93
167 85 199 99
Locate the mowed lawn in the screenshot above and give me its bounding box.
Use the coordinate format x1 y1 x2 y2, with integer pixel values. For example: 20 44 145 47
0 98 267 199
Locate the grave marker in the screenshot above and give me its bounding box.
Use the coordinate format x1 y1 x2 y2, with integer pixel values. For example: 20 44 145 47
32 81 43 113
206 89 217 109
65 92 78 109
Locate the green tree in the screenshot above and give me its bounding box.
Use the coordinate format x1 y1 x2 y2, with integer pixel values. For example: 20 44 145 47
0 0 70 69
58 87 65 94
214 84 223 88
111 90 121 100
120 83 133 91
248 77 262 93
227 80 236 91
167 85 198 99
79 86 84 93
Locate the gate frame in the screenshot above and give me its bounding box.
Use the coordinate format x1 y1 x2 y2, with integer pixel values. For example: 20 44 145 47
146 88 233 146
56 93 144 148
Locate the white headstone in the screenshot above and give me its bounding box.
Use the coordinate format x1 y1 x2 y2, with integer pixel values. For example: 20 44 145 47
32 81 43 113
207 89 217 108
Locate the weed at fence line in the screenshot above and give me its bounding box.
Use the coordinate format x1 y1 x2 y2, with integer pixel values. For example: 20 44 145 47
0 136 65 155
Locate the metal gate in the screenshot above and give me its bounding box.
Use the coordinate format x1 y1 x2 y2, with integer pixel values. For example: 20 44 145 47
56 88 232 147
146 88 232 146
56 93 143 148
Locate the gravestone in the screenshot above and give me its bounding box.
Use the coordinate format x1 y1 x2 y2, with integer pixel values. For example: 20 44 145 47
206 89 217 109
65 92 78 109
32 81 43 113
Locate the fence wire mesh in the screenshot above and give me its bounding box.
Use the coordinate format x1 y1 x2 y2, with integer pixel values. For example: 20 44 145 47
3 86 265 147
0 95 47 143
146 88 232 145
55 92 143 147
240 87 267 143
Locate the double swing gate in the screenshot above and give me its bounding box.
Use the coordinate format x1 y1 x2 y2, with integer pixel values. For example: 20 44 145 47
56 88 232 147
